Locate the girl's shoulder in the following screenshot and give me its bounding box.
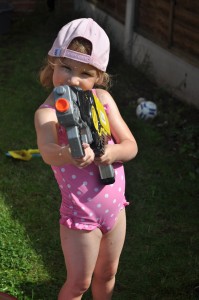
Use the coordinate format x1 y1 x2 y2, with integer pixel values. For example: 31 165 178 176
92 89 111 115
39 92 55 109
94 88 113 105
94 88 111 97
94 88 117 114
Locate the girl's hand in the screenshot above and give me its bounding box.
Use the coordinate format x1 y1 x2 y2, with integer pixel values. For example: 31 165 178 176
71 143 95 168
94 144 115 166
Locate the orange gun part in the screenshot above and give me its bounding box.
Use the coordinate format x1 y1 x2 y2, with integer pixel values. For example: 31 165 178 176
55 98 70 112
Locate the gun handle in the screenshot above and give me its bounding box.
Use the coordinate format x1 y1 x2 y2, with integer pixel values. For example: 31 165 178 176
98 165 115 185
67 126 85 158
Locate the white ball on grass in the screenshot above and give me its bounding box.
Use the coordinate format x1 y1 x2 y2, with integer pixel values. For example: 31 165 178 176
136 101 157 120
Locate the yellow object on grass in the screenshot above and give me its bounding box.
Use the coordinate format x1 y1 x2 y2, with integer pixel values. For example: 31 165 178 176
6 149 40 161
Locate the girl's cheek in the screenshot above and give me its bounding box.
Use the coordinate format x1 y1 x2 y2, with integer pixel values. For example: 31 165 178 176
52 74 62 87
53 70 63 84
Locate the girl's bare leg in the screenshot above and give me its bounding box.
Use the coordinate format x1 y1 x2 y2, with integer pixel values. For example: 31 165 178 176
58 225 102 300
91 209 126 300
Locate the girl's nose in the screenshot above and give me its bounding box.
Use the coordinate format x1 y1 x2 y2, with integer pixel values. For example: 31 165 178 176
68 76 80 86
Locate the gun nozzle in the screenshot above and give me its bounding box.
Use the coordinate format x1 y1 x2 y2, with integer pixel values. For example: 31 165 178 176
55 98 70 112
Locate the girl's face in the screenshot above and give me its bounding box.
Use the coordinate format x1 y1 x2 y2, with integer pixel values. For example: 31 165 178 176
52 58 102 90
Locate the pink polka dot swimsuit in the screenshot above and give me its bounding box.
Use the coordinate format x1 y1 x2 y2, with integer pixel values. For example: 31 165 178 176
40 102 129 233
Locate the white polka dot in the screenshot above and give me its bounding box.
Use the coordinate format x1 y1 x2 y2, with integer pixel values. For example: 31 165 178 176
77 191 81 195
107 227 110 230
67 184 71 188
82 181 88 186
113 199 117 204
72 175 77 179
81 206 85 210
69 206 73 209
87 197 92 202
73 211 77 216
62 178 66 182
89 172 94 176
81 218 85 222
94 187 99 192
61 168 65 173
75 223 79 227
104 194 109 198
118 187 122 192
89 212 93 217
97 203 102 208
105 209 109 213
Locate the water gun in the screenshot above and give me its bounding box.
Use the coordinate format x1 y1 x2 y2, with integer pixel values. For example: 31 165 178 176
54 85 115 185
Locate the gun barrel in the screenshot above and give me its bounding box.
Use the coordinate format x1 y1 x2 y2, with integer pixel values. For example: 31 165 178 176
55 98 70 112
99 165 115 185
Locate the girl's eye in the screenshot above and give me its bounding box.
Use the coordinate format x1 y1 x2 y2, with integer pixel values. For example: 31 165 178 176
62 65 71 71
82 72 92 77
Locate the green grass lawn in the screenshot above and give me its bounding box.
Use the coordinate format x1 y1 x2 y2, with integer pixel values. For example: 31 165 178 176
0 5 199 300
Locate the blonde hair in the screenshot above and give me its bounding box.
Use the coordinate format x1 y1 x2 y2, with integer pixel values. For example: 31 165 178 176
39 37 111 89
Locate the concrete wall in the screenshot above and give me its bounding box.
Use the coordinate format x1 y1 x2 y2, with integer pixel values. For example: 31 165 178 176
74 0 199 108
131 34 199 108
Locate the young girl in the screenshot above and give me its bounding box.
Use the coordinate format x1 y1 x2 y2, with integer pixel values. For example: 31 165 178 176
34 18 138 300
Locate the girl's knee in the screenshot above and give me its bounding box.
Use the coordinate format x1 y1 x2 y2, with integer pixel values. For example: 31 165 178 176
68 276 92 294
94 265 117 283
58 278 90 300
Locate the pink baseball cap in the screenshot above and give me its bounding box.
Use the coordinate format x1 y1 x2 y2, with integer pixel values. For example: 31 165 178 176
48 18 110 71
